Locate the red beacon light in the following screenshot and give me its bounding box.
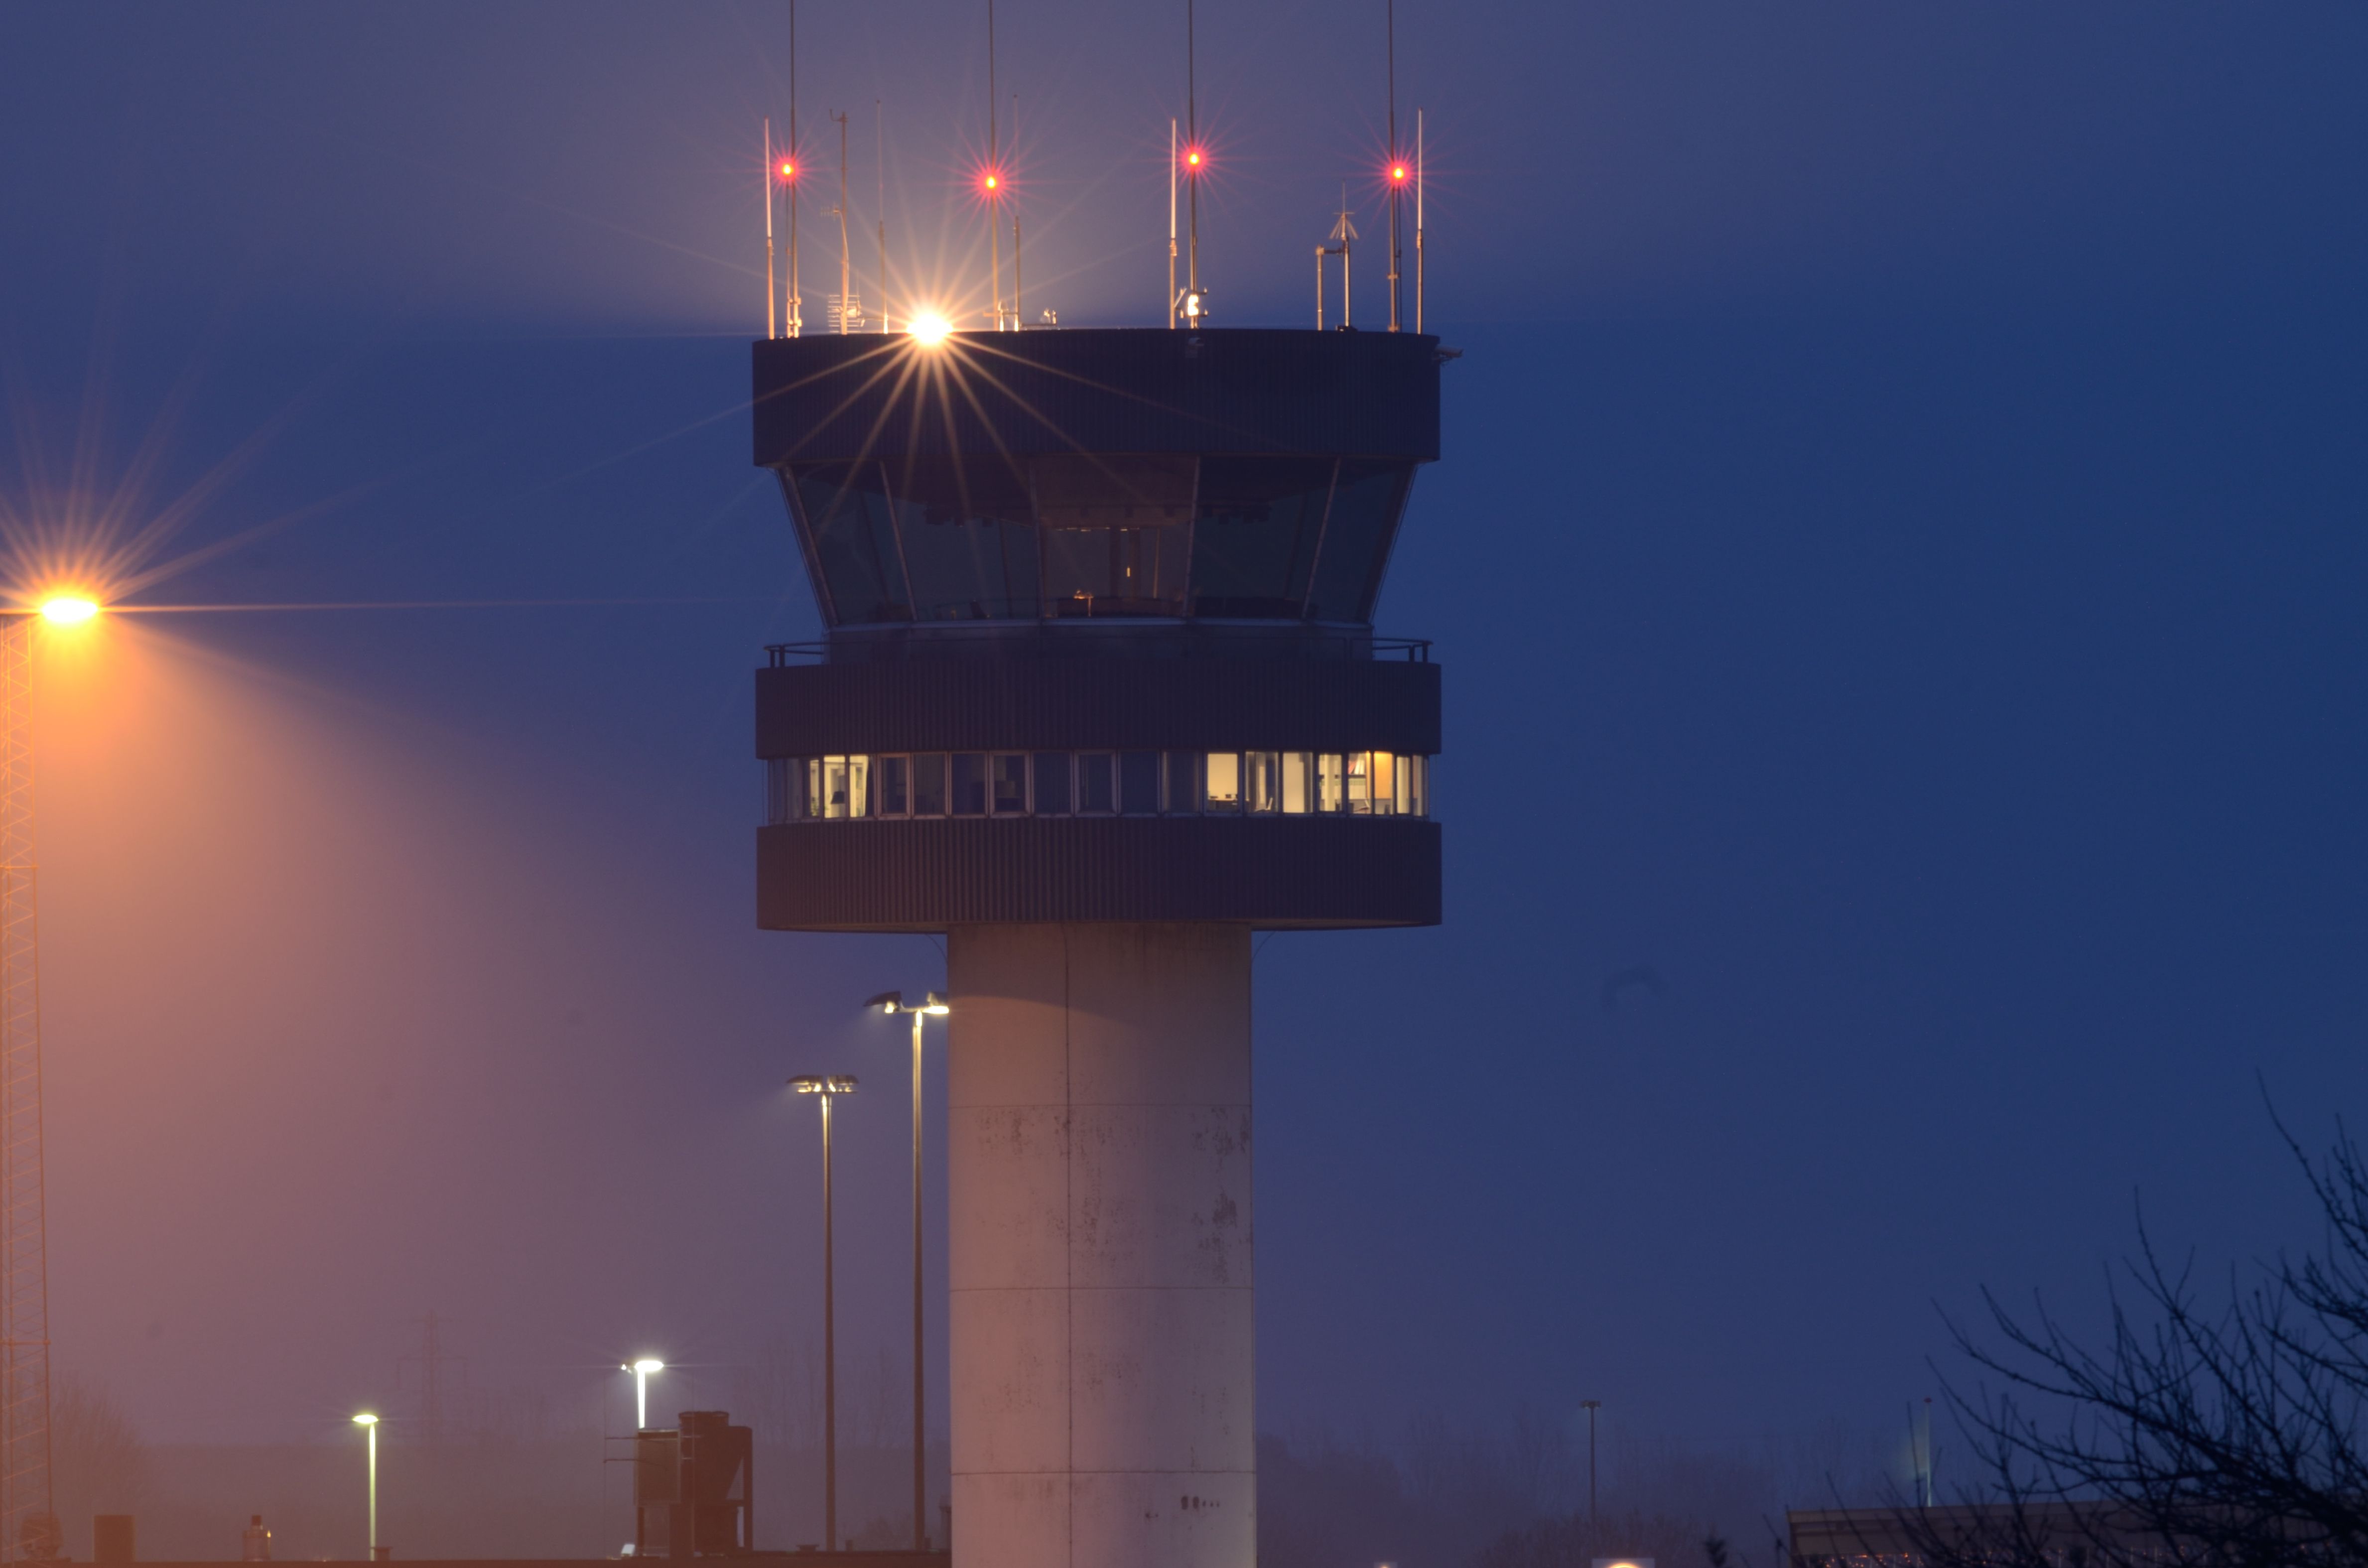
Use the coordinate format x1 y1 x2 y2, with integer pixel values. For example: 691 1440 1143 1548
1390 162 1409 183
778 159 796 180
1183 146 1206 172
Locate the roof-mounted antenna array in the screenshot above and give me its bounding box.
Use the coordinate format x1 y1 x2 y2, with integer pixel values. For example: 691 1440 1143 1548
1415 107 1426 334
1317 184 1356 329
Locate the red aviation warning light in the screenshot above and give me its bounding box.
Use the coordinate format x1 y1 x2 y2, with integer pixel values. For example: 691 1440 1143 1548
1390 162 1409 183
777 158 796 181
1182 145 1206 174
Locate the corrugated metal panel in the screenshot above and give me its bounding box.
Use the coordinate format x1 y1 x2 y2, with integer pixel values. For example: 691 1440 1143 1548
756 816 1442 931
752 329 1441 465
755 657 1442 755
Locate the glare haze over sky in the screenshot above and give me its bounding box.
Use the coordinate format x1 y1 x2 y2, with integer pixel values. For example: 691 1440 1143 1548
2 0 2366 1460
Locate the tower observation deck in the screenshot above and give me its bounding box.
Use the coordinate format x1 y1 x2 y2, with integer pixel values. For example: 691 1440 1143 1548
753 325 1445 1568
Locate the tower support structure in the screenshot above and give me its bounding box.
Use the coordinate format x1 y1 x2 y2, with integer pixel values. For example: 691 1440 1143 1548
948 922 1253 1568
751 324 1446 1568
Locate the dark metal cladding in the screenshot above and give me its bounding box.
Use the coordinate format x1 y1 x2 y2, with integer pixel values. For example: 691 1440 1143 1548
753 328 1441 465
757 817 1442 931
756 656 1440 757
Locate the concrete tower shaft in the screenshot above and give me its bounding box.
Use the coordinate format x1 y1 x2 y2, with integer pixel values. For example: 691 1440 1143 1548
949 923 1252 1568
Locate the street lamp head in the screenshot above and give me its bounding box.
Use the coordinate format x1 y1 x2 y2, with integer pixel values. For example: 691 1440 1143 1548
864 991 904 1014
922 992 950 1015
790 1074 858 1095
629 1358 664 1374
351 1413 379 1427
36 597 98 626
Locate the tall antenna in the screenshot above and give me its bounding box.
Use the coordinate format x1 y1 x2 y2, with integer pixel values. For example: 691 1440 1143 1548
1010 95 1022 329
1415 109 1425 334
876 100 888 333
830 110 857 333
763 120 777 339
1386 0 1403 332
1320 184 1356 329
987 0 1002 330
0 616 54 1564
786 0 802 338
1185 0 1201 315
1167 120 1179 327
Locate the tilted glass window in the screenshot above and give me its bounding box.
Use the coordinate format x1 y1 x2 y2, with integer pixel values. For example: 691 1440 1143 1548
1305 459 1414 623
1035 454 1195 618
1189 457 1332 618
789 464 911 626
884 456 1040 622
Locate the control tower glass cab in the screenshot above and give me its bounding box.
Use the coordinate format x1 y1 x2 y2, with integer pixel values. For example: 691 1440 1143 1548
752 326 1444 1568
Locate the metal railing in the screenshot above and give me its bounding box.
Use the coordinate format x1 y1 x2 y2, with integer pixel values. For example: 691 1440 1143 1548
765 626 1430 668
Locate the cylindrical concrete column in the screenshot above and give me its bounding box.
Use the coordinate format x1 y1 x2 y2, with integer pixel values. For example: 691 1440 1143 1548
947 922 1255 1568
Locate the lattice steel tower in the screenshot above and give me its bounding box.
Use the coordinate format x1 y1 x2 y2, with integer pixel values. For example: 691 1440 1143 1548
753 327 1444 1568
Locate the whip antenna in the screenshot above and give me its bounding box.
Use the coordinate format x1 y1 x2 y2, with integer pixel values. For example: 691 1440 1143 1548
764 119 777 339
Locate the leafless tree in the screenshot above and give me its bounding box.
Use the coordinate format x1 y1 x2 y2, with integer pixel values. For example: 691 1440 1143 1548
1899 1114 2368 1568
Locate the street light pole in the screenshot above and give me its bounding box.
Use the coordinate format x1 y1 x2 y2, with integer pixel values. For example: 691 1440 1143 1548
790 1074 857 1551
866 990 948 1551
1580 1400 1600 1526
350 1414 379 1560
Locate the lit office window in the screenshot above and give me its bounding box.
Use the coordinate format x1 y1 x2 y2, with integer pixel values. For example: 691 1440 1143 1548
1204 753 1242 813
1281 752 1312 815
1244 752 1281 813
770 752 1431 823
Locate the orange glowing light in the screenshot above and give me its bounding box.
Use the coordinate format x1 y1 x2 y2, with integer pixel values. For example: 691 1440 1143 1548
908 312 953 347
37 597 98 627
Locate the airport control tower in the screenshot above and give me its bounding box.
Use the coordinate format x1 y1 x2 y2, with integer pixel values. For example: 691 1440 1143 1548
752 324 1443 1568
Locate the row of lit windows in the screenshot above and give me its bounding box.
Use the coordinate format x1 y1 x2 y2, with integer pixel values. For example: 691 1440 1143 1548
767 751 1431 823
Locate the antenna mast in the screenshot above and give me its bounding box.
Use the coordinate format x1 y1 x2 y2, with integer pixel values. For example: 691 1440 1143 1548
987 0 1002 330
787 1 802 337
1387 0 1402 332
1186 0 1201 316
876 100 889 333
764 120 777 339
830 111 857 333
1011 95 1022 328
1167 119 1179 328
1416 109 1426 334
1319 184 1356 330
